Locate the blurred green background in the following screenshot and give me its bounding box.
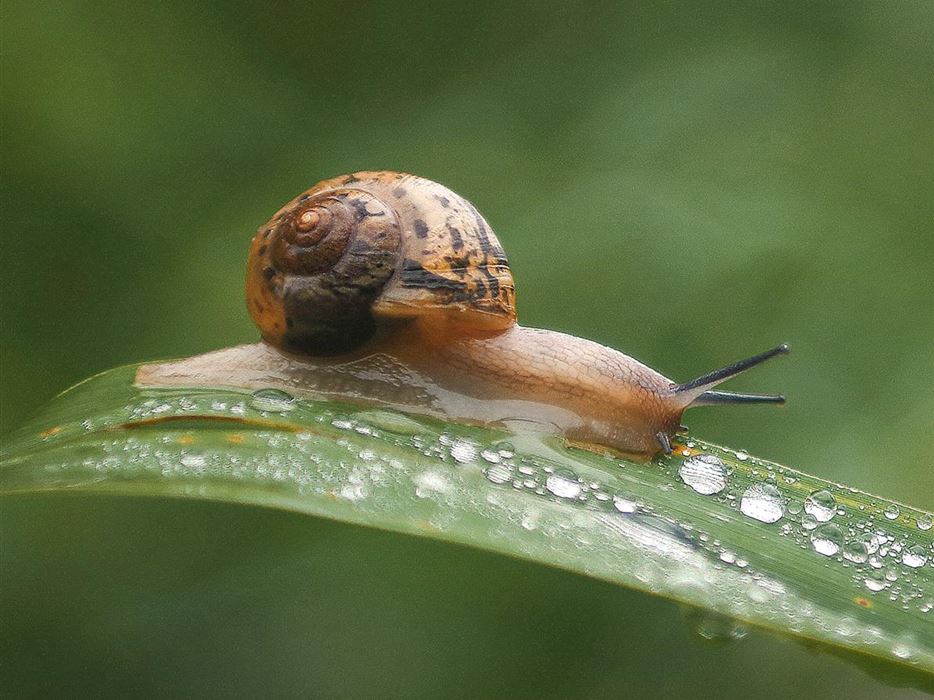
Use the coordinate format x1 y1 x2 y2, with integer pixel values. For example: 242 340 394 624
2 1 933 697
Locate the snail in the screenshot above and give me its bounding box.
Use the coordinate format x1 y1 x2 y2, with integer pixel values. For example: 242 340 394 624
137 171 787 458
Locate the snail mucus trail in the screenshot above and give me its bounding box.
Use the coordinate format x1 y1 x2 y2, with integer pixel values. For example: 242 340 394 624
137 171 787 459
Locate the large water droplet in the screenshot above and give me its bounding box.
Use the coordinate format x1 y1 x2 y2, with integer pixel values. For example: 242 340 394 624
902 545 928 568
883 504 900 520
249 388 296 413
864 572 886 592
917 513 933 531
804 489 837 522
810 523 843 556
545 470 582 499
679 454 728 495
740 483 784 523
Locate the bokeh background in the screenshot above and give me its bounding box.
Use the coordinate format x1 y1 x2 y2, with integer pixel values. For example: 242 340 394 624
2 1 932 698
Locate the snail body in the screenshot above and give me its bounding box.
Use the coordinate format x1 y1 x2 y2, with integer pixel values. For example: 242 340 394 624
138 171 786 458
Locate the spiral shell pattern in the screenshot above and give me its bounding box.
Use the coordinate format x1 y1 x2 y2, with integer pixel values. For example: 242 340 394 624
247 171 516 355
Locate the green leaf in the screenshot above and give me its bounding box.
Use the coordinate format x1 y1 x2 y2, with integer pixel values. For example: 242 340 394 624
2 364 932 686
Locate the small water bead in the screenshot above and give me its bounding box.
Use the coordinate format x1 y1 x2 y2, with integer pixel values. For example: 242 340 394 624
884 504 900 520
692 613 749 642
495 442 515 459
902 545 928 568
480 449 501 464
449 439 478 464
613 495 638 514
485 464 512 485
804 489 837 522
180 453 207 469
810 523 843 556
842 539 869 564
735 450 749 461
740 483 785 523
862 532 884 555
678 454 728 495
892 639 914 660
545 470 582 499
917 513 933 531
353 410 425 435
249 388 296 412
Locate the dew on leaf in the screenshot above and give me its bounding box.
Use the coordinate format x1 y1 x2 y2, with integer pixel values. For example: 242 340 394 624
678 454 728 495
249 388 296 413
740 483 784 523
902 545 928 568
804 489 837 522
545 470 582 499
810 523 843 556
449 439 478 464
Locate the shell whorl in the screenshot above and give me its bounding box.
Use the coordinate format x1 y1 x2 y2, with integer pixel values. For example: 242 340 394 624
246 171 516 356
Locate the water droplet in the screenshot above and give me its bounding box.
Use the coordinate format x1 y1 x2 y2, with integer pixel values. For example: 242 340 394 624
495 441 515 458
449 439 478 464
861 531 884 555
804 489 837 522
688 610 749 643
864 572 886 592
740 483 784 523
902 545 928 568
249 388 296 412
679 454 728 495
485 464 512 485
884 504 900 520
892 638 914 660
180 453 206 469
801 513 818 531
545 470 582 499
480 449 501 463
810 523 843 556
353 410 424 435
842 539 869 563
613 495 638 513
917 513 933 531
735 450 749 461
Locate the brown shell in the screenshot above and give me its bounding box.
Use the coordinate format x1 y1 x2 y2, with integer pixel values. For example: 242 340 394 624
246 171 516 355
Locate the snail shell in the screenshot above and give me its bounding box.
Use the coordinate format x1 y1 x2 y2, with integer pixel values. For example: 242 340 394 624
246 171 516 355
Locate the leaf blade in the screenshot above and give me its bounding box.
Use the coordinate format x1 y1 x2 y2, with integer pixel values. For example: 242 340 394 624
2 364 932 681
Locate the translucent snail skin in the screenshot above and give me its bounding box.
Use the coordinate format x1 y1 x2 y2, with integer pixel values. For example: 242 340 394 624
137 171 787 458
